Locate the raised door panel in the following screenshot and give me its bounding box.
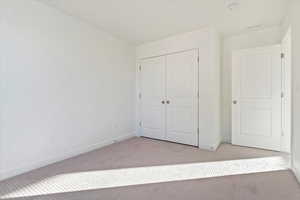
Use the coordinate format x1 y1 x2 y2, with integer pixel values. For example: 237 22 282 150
240 54 272 99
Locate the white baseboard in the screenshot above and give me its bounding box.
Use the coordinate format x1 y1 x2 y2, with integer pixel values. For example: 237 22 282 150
0 133 135 181
199 140 221 151
292 160 300 183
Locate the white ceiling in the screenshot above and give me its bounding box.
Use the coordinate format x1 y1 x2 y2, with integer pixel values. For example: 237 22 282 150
39 0 290 44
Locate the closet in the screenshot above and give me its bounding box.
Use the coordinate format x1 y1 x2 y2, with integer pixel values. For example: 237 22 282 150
137 28 221 150
140 50 199 146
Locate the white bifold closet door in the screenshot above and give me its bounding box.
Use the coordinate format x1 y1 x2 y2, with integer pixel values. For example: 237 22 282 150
140 50 198 146
140 56 166 140
165 50 198 146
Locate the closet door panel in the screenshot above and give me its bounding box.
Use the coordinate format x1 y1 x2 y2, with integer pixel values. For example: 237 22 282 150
165 50 198 146
140 57 166 140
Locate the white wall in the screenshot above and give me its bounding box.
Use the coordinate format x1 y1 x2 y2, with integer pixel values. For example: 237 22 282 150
0 0 135 180
221 26 283 142
288 0 300 181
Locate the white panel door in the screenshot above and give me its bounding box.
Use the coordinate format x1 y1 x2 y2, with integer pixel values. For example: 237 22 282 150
140 56 166 140
165 50 198 146
232 46 282 151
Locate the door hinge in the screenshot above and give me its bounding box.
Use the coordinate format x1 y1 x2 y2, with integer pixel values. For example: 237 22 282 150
139 65 142 71
281 53 285 59
197 56 199 63
139 121 142 127
138 93 142 99
197 91 199 98
197 128 199 134
281 92 284 98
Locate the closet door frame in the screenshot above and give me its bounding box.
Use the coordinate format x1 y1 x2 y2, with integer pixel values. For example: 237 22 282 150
137 48 199 147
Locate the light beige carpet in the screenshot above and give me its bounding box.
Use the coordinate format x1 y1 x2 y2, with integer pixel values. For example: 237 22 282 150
0 137 299 200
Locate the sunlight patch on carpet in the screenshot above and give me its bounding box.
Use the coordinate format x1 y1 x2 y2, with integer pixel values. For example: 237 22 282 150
0 156 289 199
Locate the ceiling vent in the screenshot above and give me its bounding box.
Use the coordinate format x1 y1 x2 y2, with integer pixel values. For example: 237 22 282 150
225 0 240 10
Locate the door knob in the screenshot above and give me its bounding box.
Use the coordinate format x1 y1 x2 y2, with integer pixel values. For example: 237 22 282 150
166 100 170 104
233 100 237 104
161 101 165 104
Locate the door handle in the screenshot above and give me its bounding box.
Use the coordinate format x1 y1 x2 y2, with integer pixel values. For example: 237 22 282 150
161 101 165 104
166 100 170 104
233 100 238 104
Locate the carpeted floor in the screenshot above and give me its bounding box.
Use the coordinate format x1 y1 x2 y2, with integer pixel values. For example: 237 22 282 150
0 137 299 200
